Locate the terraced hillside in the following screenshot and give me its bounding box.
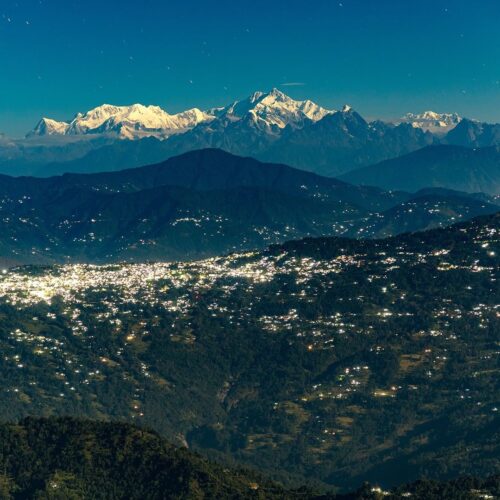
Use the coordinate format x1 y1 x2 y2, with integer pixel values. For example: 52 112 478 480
0 214 498 489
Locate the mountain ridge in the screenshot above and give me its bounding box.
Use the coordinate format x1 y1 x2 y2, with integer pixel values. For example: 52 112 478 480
0 148 497 264
5 90 498 179
27 89 335 141
339 144 500 195
400 111 462 134
29 103 214 140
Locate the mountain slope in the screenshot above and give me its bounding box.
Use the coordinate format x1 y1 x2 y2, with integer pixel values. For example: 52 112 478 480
0 417 295 499
260 108 436 176
0 149 400 263
0 135 115 177
0 149 405 210
147 89 335 161
47 148 403 209
0 214 498 489
0 418 496 499
339 145 500 195
445 118 500 148
1 184 370 263
0 149 498 263
347 191 500 238
36 136 175 177
31 117 71 136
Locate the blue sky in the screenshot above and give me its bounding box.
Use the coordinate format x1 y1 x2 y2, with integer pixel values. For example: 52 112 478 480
0 0 499 136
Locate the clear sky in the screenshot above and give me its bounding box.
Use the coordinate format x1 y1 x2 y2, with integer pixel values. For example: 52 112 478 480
0 0 499 136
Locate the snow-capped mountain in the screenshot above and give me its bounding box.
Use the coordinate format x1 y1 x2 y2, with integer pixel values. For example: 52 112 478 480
8 91 500 179
151 90 336 161
26 93 475 164
31 118 71 136
29 90 334 140
30 104 214 140
401 111 462 134
213 88 334 129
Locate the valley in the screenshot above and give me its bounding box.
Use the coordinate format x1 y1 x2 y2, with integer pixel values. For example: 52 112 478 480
0 213 497 489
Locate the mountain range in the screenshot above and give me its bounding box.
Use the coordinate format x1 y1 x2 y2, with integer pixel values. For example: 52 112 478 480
25 90 464 143
29 103 214 140
257 108 436 175
0 148 498 264
28 89 334 141
2 89 498 180
399 110 462 134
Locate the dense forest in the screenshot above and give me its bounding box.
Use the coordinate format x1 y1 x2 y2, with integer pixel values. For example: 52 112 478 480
0 213 497 490
0 417 497 499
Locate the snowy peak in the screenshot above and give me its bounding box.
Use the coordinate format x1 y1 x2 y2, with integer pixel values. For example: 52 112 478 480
30 104 214 139
67 103 214 138
219 88 335 129
174 108 213 128
28 90 334 140
402 111 462 134
29 118 70 137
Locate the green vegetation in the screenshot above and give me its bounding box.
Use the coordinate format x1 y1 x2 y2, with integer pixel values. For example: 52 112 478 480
0 417 497 499
0 417 298 499
0 214 497 490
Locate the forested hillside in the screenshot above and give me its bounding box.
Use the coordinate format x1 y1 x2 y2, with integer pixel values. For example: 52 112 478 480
0 214 497 489
0 418 497 499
